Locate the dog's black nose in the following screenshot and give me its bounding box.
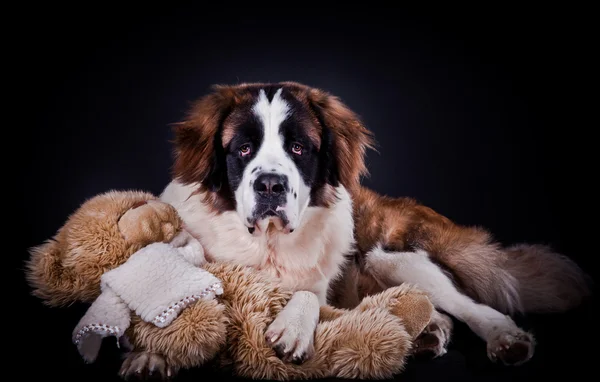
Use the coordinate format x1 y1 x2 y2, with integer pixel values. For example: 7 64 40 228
254 173 288 195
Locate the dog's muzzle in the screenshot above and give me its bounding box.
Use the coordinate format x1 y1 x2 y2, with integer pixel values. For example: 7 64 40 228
249 173 291 233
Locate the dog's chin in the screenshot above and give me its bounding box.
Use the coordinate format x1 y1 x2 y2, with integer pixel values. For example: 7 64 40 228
247 210 293 235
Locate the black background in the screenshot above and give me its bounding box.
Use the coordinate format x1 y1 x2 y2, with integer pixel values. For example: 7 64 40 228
15 4 596 382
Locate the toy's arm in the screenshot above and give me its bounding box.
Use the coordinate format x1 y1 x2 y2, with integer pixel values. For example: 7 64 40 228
117 199 182 246
26 190 182 306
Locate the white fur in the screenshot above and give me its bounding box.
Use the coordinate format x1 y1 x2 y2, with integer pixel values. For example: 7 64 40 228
265 290 320 359
160 180 354 305
365 246 527 344
234 88 311 231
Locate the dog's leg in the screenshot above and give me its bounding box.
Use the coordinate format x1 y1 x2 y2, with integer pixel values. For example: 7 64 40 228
265 290 320 364
365 247 535 366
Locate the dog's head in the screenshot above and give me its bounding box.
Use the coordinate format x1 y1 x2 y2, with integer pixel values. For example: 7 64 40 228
172 82 374 234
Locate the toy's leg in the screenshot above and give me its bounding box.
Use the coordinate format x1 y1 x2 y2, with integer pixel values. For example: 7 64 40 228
319 305 349 321
351 284 447 358
354 284 434 339
314 308 412 379
121 299 227 379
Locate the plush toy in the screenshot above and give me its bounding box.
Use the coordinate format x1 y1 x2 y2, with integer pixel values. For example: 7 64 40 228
25 190 434 380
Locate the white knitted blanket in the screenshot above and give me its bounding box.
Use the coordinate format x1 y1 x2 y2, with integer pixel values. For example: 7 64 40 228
72 231 223 363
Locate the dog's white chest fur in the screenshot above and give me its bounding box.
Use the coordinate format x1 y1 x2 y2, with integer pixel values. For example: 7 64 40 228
160 181 355 302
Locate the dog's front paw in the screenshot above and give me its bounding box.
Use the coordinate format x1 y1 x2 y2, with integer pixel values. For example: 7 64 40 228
487 328 535 366
118 200 181 245
265 291 319 364
265 315 315 364
119 351 178 380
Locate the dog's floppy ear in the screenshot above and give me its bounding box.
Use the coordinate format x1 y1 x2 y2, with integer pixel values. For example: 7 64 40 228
306 87 376 192
171 85 242 194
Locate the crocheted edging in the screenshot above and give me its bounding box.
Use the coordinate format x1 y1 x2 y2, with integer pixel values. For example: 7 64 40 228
73 324 121 345
152 282 223 326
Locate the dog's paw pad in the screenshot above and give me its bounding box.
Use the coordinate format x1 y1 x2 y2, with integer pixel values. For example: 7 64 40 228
488 331 535 366
414 331 447 358
413 317 452 359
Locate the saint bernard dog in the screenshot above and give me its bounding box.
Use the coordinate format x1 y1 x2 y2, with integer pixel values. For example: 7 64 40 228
122 81 591 377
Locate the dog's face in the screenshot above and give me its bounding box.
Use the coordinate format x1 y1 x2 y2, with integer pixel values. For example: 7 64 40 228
228 88 322 233
172 82 374 234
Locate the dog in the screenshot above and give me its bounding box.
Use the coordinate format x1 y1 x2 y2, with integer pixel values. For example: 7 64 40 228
119 81 591 378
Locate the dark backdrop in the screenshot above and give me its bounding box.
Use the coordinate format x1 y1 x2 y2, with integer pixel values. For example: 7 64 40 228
15 4 596 382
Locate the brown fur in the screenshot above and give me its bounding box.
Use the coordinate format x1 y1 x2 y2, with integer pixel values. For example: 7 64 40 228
278 81 377 195
171 85 251 213
128 296 228 369
25 190 181 306
185 263 431 380
25 190 433 380
351 187 592 315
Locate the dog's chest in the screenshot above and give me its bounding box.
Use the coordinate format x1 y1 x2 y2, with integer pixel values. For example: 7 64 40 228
160 181 356 295
197 218 348 293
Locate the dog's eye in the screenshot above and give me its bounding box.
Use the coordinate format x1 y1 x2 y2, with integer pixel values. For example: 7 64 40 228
239 144 251 157
291 143 303 155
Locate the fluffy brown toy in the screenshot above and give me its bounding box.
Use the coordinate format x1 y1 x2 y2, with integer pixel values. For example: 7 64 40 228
26 190 434 380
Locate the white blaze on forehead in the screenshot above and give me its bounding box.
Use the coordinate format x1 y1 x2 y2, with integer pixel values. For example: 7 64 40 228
252 88 290 143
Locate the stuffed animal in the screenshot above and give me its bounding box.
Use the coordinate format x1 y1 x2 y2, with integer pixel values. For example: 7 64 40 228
25 190 434 380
